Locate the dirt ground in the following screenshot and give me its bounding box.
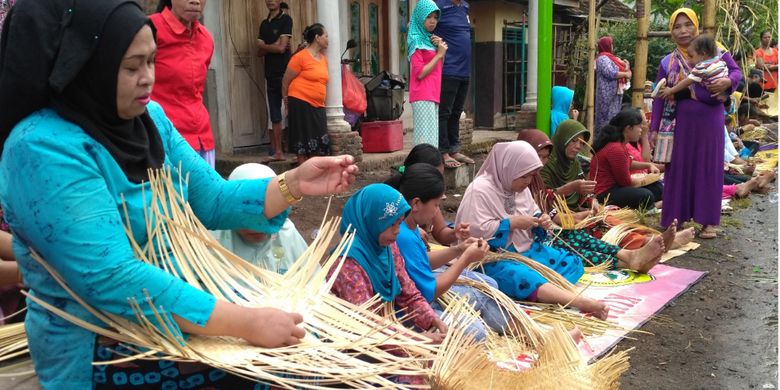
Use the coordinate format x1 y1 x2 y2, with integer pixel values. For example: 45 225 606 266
287 157 779 389
3 157 778 389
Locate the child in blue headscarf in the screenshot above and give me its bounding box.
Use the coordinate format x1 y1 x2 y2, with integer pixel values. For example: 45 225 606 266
408 0 447 149
550 86 576 136
328 184 447 339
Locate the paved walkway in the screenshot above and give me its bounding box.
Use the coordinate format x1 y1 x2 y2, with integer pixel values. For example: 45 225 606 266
216 129 518 176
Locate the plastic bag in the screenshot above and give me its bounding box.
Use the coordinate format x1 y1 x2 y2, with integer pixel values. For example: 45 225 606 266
342 64 367 114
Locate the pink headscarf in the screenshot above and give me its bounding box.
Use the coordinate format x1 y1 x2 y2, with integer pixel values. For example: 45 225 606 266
455 141 543 252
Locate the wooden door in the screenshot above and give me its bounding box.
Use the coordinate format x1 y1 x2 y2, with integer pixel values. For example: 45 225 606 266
348 0 385 76
224 0 267 148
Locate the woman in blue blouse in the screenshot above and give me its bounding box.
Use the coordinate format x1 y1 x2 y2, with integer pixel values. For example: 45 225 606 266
0 1 357 388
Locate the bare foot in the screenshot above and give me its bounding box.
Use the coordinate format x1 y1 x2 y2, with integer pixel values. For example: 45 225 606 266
671 227 695 249
661 219 677 252
620 235 664 273
756 172 775 193
574 297 610 320
568 326 583 344
735 177 760 197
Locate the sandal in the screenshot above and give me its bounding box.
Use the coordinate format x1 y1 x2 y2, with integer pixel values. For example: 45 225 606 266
262 156 286 163
698 227 718 239
452 153 475 164
443 158 462 169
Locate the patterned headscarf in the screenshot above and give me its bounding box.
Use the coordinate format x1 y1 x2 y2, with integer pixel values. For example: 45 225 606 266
340 184 411 301
407 0 439 60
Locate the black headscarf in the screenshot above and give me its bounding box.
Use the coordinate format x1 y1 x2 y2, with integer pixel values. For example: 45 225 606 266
0 0 164 182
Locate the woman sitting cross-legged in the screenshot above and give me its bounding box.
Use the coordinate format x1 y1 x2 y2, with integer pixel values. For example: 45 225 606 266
540 120 597 211
518 129 691 256
590 108 663 210
328 184 448 339
392 163 513 341
385 143 470 246
213 163 309 275
455 141 612 319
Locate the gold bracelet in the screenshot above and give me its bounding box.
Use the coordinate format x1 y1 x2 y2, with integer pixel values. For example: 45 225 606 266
278 172 302 204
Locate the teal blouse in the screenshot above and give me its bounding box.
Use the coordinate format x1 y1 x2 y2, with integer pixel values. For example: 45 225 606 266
0 102 288 388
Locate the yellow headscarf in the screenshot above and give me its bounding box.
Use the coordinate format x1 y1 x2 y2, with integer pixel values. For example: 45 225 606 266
669 8 700 60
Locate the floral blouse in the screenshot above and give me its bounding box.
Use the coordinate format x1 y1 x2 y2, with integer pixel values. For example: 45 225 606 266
328 243 438 331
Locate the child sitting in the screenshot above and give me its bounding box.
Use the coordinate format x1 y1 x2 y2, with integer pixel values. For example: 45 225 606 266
659 34 729 102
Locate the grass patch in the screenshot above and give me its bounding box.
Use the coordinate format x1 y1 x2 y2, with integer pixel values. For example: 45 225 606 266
720 215 743 227
729 197 753 210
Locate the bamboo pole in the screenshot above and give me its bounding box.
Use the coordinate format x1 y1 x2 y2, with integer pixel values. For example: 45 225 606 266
584 0 597 138
702 0 717 36
631 0 651 108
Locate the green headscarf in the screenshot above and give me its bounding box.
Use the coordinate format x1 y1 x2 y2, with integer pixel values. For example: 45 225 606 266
540 120 591 208
407 0 439 60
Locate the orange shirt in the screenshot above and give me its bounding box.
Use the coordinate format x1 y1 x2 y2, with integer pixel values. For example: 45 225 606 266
755 47 778 90
287 49 328 107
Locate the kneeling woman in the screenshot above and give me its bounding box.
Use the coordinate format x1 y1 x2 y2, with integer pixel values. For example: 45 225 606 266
329 184 447 337
591 108 663 210
393 163 510 340
455 141 609 319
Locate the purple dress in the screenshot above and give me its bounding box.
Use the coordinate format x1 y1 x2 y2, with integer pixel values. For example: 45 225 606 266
595 55 623 134
651 52 741 228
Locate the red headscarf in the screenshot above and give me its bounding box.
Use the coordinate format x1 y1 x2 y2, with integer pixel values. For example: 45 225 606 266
598 36 627 93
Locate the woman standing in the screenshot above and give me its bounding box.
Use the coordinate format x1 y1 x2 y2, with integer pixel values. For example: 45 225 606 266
651 8 741 239
283 23 331 164
151 0 216 167
755 30 778 92
595 36 632 134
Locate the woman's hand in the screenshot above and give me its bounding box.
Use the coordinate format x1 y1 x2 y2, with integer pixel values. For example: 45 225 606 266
564 179 596 196
286 155 359 197
461 239 488 264
511 215 540 230
239 307 306 347
537 213 553 230
648 164 661 174
424 317 448 343
456 237 478 252
454 223 471 242
706 77 732 95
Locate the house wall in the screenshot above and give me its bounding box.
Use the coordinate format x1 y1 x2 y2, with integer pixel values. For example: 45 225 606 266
469 0 526 129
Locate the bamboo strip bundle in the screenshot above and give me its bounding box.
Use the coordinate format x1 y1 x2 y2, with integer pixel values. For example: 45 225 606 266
444 324 630 389
24 167 487 389
604 208 641 225
740 127 767 142
630 172 662 187
479 252 578 294
0 323 33 377
600 223 658 247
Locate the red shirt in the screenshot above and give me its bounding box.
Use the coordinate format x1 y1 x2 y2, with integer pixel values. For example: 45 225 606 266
626 142 647 174
150 8 214 151
590 142 632 195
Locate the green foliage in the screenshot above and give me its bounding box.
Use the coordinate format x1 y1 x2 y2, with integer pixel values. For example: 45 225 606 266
570 19 675 111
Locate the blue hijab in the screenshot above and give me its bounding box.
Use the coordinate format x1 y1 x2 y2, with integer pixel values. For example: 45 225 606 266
550 86 574 136
407 0 439 60
340 184 411 301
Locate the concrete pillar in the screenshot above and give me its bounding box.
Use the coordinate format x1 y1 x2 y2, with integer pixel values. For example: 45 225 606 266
318 1 351 132
319 0 363 160
521 0 538 111
388 0 400 74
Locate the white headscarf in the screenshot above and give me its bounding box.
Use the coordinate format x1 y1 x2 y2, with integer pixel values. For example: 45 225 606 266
455 141 543 252
212 163 308 274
